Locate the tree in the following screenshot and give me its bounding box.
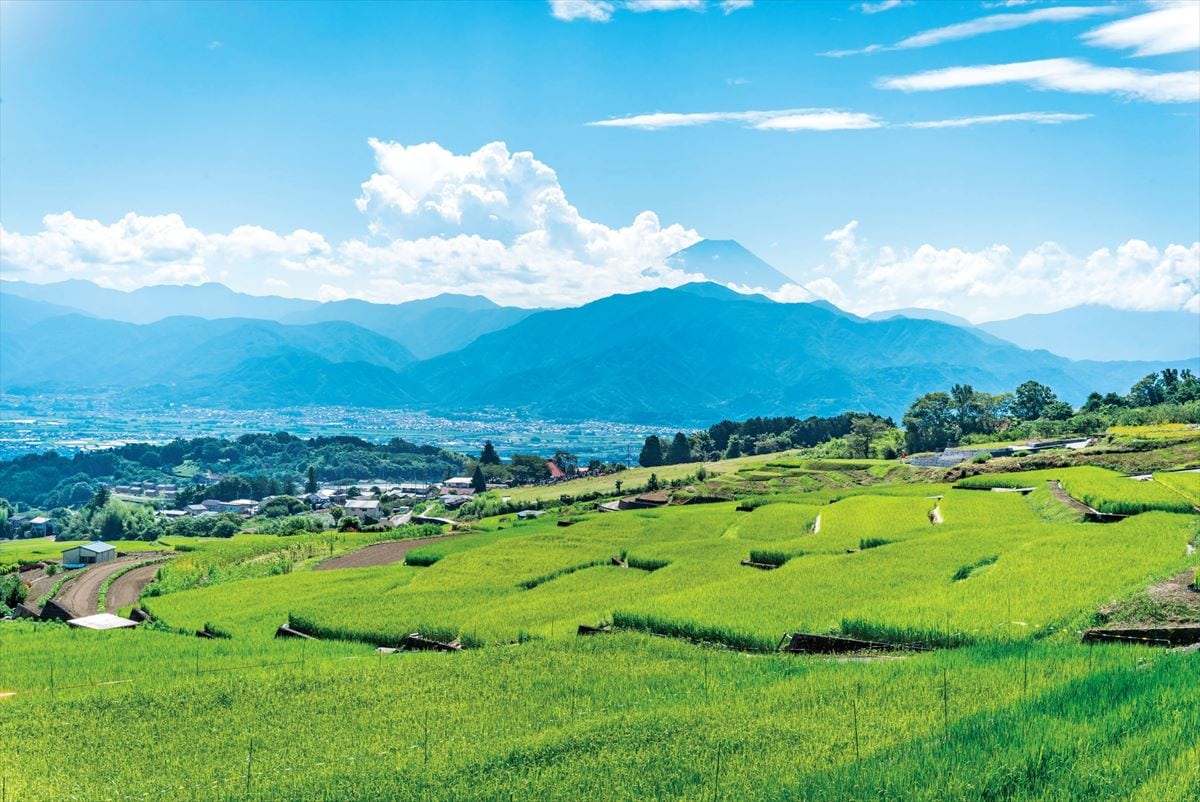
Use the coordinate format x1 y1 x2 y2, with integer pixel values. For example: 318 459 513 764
87 485 110 513
950 384 977 434
902 393 958 453
638 436 664 468
665 432 691 465
646 473 660 491
1127 373 1165 408
479 441 501 465
848 416 888 459
723 438 742 459
552 450 578 475
614 479 623 494
1012 381 1057 421
470 465 487 494
305 466 318 494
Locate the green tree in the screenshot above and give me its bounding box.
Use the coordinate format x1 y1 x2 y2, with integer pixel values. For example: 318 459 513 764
305 466 318 494
902 393 958 453
723 438 742 459
1012 381 1058 421
848 416 888 459
1127 373 1166 407
638 436 664 468
665 432 691 465
479 441 501 465
471 465 487 494
646 473 660 491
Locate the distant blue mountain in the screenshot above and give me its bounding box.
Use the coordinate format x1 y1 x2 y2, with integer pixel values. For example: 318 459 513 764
665 239 799 291
399 283 1194 424
978 305 1200 362
867 308 975 328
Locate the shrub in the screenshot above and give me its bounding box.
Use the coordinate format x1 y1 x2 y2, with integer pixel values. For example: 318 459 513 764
748 550 798 567
859 538 891 550
625 555 670 572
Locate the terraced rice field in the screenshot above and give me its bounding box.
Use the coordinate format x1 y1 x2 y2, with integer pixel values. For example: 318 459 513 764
3 457 1198 801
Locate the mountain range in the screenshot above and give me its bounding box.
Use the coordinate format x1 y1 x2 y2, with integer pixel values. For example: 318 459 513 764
2 278 1195 424
3 240 1196 423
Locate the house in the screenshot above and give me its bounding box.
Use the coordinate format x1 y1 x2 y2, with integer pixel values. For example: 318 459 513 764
28 516 54 537
396 482 433 497
546 461 566 480
200 499 258 515
344 499 382 521
158 509 188 519
439 494 472 510
185 504 210 516
62 541 117 567
444 477 475 490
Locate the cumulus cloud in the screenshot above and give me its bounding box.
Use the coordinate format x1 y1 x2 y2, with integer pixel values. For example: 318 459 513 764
1082 1 1200 57
801 220 1200 321
1 141 705 308
587 107 1088 131
878 58 1200 103
824 5 1117 56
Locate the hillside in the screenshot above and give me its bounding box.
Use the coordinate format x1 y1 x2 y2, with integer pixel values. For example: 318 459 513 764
978 305 1200 362
282 293 538 358
0 279 318 323
400 283 1194 424
0 308 416 405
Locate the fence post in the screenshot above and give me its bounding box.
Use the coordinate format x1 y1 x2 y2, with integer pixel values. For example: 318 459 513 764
245 738 254 797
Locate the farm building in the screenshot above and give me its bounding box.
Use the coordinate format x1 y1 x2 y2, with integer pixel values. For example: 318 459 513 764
67 613 138 630
344 499 382 520
62 541 116 567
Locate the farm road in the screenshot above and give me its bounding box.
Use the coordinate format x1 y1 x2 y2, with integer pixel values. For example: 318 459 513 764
104 563 162 613
314 534 461 571
55 557 144 618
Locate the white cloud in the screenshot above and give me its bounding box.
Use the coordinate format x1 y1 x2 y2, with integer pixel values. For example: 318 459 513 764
587 107 1088 131
824 5 1118 57
625 0 704 11
550 0 721 21
856 1 908 14
1082 2 1200 57
754 111 883 131
549 0 614 22
878 58 1200 103
902 111 1090 128
719 0 753 14
1 141 708 308
206 40 222 50
801 221 1200 320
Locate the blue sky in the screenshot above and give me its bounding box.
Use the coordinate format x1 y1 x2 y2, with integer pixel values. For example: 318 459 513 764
0 0 1197 320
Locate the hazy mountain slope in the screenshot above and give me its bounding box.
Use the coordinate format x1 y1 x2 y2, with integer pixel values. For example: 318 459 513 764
0 315 415 397
0 280 318 323
282 294 539 359
665 239 800 292
867 308 975 328
0 292 87 333
978 305 1200 362
401 284 1194 424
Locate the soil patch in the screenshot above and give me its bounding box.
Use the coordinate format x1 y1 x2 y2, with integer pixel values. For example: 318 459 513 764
314 535 461 571
105 564 162 613
54 557 145 618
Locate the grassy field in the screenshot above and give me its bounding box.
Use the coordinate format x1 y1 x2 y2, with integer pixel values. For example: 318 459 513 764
2 453 1198 800
1107 423 1200 441
0 626 1196 801
0 537 167 572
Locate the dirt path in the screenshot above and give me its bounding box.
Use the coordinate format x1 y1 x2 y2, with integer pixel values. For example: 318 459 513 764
54 557 143 618
314 535 461 571
104 563 161 613
1047 480 1097 516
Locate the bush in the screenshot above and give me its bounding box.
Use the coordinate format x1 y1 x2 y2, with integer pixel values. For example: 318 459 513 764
971 453 992 464
748 550 798 567
859 538 891 550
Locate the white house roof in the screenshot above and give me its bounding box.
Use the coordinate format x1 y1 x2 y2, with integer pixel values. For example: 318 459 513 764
67 613 138 630
78 542 115 554
345 499 380 509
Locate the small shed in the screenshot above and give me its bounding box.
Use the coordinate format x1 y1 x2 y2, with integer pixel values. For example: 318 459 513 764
62 541 117 567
